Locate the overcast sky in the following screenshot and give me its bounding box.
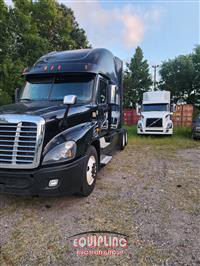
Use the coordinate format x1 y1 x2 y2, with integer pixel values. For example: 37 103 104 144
62 0 199 71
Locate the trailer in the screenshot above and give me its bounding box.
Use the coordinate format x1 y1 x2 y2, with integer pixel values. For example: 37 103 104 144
137 90 174 135
0 48 127 196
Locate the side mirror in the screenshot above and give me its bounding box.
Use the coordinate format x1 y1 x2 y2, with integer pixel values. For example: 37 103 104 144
136 103 141 115
108 85 117 104
15 88 20 103
170 103 176 113
63 95 77 105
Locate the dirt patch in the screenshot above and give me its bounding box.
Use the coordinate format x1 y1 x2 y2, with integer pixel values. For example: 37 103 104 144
0 144 200 265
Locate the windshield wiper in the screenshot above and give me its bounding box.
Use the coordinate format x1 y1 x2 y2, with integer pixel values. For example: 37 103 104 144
20 98 49 101
20 98 33 101
49 99 63 101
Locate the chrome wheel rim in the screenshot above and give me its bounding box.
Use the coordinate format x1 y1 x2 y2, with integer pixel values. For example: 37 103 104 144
122 134 125 147
125 132 128 144
86 155 96 185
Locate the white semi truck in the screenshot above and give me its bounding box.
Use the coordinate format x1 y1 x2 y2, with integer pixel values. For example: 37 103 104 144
137 90 174 135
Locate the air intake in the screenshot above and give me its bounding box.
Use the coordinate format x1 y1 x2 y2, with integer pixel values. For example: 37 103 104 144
146 118 163 128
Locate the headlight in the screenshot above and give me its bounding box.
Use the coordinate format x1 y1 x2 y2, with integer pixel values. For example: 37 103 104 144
138 122 143 129
42 141 77 165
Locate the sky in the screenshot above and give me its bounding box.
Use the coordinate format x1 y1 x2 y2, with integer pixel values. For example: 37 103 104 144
5 0 200 74
61 0 199 73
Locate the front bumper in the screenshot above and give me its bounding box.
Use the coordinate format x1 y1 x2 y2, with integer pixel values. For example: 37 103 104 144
0 156 86 196
137 128 173 135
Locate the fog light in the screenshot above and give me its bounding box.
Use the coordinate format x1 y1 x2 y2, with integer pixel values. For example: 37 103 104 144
49 179 59 187
166 122 172 129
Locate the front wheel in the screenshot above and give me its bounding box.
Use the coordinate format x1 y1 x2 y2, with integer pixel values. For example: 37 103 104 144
192 130 197 140
119 132 126 150
79 146 98 197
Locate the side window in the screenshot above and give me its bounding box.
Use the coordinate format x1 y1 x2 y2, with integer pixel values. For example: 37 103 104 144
98 79 107 104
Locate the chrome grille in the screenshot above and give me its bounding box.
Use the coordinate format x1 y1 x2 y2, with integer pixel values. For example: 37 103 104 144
0 115 45 169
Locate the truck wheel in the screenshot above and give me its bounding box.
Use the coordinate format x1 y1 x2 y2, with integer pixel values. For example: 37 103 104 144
119 132 126 150
192 130 197 140
79 146 98 197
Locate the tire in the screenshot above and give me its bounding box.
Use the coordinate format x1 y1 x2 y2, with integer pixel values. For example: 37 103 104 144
119 132 126 150
79 146 98 197
192 130 197 140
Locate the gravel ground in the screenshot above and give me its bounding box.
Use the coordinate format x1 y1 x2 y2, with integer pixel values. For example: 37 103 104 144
0 142 200 266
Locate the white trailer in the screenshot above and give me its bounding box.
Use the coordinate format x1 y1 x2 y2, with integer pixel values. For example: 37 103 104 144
137 90 174 135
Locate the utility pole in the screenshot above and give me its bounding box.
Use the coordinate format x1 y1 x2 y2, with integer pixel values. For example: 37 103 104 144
152 65 159 91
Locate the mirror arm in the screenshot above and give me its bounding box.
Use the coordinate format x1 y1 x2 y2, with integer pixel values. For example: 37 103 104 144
63 105 70 121
15 88 20 103
61 105 70 128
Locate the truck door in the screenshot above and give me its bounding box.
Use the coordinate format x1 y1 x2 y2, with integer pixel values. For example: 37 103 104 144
97 77 109 136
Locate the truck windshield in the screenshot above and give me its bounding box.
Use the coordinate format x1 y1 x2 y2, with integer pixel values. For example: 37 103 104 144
142 104 168 112
20 75 94 103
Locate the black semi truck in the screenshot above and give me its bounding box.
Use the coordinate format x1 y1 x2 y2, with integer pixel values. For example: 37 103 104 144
0 48 127 196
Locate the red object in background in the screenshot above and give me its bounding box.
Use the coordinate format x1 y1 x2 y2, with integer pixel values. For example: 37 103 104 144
124 109 140 126
172 104 194 128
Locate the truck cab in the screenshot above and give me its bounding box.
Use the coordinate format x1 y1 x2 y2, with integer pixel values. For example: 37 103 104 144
0 48 127 196
137 90 173 135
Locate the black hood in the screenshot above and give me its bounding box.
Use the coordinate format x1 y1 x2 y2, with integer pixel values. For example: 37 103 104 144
0 101 66 121
0 101 94 146
0 101 94 128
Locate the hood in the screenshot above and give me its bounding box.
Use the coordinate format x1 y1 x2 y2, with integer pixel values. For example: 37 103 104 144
0 101 94 146
0 101 93 126
141 111 170 118
0 101 66 120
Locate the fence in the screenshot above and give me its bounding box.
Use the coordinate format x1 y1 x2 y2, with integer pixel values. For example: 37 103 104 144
124 104 194 127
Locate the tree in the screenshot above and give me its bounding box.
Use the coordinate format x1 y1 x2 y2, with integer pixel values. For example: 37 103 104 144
124 47 152 108
159 54 198 105
0 0 90 105
192 45 200 104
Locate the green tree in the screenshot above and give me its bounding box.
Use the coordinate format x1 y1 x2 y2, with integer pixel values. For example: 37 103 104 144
192 45 200 104
159 54 197 104
124 47 152 108
0 0 7 60
0 0 90 105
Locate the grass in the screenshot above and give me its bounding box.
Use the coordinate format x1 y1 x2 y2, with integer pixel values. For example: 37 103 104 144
126 125 200 150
